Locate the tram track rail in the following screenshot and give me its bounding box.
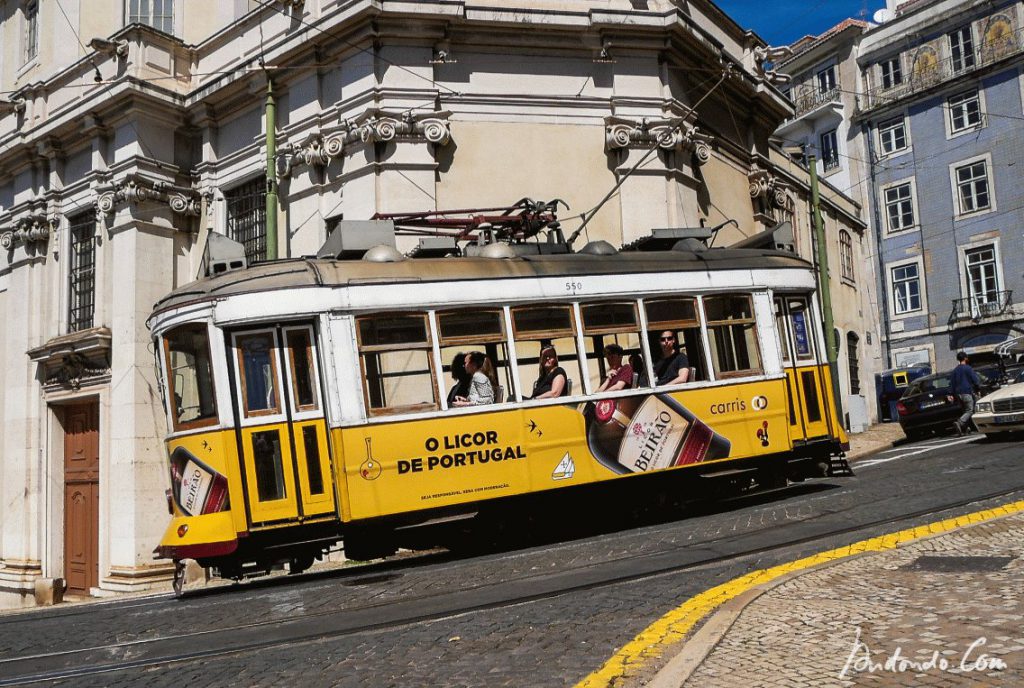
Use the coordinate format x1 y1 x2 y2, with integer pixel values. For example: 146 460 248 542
3 475 1023 686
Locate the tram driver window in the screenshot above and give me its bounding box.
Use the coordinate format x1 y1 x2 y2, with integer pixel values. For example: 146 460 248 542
437 309 510 406
163 323 218 430
580 302 645 392
357 314 438 415
511 305 583 399
643 297 707 385
703 295 763 378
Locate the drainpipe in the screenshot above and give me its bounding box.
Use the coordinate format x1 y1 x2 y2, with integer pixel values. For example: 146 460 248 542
265 76 278 260
862 120 891 369
808 154 844 424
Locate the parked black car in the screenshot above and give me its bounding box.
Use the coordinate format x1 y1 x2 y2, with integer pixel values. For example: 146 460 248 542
896 365 1002 440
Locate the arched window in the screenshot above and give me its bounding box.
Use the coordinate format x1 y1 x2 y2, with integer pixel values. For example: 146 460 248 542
839 230 855 282
847 331 861 395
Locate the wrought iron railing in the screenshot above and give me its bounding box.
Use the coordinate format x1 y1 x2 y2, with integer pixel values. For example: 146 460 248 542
790 87 842 118
948 290 1013 325
863 24 1023 112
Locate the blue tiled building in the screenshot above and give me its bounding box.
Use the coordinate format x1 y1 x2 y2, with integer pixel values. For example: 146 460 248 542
856 0 1024 370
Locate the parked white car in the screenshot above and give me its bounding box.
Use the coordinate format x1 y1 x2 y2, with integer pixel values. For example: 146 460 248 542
973 369 1024 437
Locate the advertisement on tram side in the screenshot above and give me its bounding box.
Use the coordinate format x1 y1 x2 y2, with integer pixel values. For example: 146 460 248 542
336 378 791 520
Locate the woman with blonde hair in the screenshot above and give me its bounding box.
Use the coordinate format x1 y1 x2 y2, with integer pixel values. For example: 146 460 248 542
531 346 567 399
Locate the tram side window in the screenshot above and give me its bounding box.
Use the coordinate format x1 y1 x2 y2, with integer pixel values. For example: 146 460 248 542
704 295 763 378
284 327 319 412
774 298 791 363
357 314 438 415
437 309 511 406
163 323 218 430
580 302 645 392
643 297 707 385
511 305 582 399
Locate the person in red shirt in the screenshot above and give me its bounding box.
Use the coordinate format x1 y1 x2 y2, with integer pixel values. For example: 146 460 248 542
598 343 634 392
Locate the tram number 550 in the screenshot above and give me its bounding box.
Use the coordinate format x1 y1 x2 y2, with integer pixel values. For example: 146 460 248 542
565 280 584 294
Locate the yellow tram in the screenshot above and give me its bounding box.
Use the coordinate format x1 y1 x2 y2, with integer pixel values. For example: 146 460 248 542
149 235 848 589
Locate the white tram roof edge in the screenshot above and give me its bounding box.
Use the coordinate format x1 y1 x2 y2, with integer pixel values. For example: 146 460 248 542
149 249 815 332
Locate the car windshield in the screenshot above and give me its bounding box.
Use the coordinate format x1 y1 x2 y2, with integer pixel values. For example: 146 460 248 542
906 376 950 395
1015 369 1024 384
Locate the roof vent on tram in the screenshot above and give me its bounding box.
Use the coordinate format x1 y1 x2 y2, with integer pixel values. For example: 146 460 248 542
318 220 397 259
362 244 406 262
202 232 248 277
579 240 617 255
477 242 518 259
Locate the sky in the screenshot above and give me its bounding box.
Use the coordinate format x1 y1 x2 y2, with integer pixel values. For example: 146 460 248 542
714 0 885 46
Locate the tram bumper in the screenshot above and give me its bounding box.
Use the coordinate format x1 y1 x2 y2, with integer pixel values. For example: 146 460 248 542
154 512 239 560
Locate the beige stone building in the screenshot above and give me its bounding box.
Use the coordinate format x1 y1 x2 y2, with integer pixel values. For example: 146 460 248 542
0 0 877 607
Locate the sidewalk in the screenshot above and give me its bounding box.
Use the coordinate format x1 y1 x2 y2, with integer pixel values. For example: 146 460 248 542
647 503 1024 687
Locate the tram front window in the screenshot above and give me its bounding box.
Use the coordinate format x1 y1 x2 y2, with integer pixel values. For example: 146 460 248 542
163 323 218 429
357 314 438 414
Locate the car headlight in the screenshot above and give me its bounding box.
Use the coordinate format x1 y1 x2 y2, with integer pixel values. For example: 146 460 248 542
976 401 992 413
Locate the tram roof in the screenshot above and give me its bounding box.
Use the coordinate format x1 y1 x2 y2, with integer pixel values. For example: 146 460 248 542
152 247 813 315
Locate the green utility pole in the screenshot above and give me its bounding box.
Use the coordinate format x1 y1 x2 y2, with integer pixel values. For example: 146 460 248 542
265 76 278 261
807 154 844 424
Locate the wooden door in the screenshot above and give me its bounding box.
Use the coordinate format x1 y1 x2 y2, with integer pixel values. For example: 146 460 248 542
63 402 99 595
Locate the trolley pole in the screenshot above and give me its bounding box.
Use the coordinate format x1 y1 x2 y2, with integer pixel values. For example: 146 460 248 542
808 155 844 425
265 76 279 261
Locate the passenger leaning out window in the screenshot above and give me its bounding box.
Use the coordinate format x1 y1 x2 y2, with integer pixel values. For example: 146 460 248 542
452 351 496 406
531 346 568 399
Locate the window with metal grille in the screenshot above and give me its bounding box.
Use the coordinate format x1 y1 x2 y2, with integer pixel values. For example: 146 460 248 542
847 332 861 395
68 213 97 332
225 178 267 264
128 0 175 34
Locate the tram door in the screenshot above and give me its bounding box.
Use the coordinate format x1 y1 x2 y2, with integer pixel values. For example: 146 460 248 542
776 297 830 440
231 325 336 525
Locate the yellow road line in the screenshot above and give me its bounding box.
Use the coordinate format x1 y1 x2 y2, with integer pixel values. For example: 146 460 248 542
576 499 1024 688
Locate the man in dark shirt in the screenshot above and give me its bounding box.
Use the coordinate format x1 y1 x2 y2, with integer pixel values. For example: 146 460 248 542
654 331 690 386
951 351 981 435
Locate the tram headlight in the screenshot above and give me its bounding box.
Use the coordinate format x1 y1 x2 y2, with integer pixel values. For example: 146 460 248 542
976 401 992 413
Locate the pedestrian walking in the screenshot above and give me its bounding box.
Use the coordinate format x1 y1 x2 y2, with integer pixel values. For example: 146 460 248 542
950 351 981 435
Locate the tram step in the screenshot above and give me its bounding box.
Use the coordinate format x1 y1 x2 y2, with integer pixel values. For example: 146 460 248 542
828 455 855 477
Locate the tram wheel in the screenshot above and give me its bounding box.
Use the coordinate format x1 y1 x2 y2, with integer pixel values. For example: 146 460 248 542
289 554 315 575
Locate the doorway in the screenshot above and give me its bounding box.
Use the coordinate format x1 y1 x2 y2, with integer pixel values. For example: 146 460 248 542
61 401 100 595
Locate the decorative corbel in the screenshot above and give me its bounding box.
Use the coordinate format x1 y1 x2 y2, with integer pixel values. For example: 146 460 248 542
605 116 714 165
748 165 790 208
2 212 58 248
95 176 206 219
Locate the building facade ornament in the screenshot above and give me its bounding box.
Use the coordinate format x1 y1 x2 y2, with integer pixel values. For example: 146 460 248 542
748 165 790 208
96 175 207 220
281 109 453 177
27 327 113 392
604 116 714 164
1 212 58 250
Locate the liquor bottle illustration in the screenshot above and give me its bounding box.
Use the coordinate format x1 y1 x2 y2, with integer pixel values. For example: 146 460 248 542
170 446 230 516
582 394 731 474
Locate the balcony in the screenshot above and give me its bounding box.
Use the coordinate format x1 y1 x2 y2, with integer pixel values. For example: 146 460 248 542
948 290 1014 327
863 26 1022 112
791 87 842 119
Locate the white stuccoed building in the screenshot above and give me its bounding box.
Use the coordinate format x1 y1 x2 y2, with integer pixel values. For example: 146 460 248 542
0 1 876 607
